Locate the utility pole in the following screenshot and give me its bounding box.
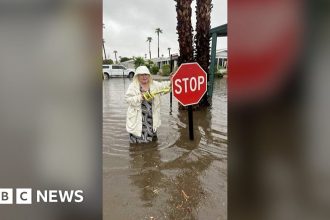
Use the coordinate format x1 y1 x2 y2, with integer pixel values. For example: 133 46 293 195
103 39 107 60
113 50 118 63
103 24 107 60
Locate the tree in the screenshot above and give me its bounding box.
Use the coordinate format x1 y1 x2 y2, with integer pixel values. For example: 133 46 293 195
103 59 114 64
155 28 163 58
103 39 107 60
113 50 118 63
175 0 212 107
145 59 154 70
146 37 152 59
168 47 171 57
195 0 212 106
195 0 211 75
134 57 145 68
175 0 194 66
175 0 194 109
120 57 131 63
103 24 107 60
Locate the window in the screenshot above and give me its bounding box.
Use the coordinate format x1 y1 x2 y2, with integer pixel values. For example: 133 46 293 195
103 65 109 69
112 65 120 69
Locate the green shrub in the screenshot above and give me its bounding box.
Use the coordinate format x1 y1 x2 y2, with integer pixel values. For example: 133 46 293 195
120 57 131 62
134 57 145 68
150 65 159 75
161 64 171 76
103 59 114 64
144 60 154 70
215 72 223 78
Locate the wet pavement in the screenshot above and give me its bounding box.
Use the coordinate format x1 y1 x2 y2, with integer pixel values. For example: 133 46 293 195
103 77 227 220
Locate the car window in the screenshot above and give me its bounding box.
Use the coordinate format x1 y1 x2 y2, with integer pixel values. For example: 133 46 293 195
103 65 109 69
112 65 120 69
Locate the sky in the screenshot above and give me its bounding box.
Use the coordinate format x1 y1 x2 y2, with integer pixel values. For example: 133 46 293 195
103 0 227 60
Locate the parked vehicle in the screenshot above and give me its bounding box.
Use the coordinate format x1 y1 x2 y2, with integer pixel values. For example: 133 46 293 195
102 64 135 79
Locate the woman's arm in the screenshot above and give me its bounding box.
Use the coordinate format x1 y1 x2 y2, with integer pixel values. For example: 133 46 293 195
125 84 142 107
153 80 171 91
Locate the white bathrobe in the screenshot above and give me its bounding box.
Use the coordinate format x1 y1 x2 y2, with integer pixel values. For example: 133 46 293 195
125 78 171 137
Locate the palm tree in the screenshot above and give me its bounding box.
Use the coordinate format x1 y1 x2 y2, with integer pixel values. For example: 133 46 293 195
175 0 194 66
155 28 163 58
102 24 107 60
175 0 194 109
113 50 118 63
195 0 211 72
146 37 152 59
168 47 171 57
195 0 212 106
134 57 145 68
103 39 107 60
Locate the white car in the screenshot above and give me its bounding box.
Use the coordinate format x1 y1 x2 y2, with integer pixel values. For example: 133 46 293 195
102 64 135 79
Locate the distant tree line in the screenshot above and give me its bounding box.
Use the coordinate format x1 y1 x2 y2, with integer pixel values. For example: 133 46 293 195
102 57 135 65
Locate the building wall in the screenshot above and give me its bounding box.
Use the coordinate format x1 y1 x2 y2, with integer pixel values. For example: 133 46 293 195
152 56 178 71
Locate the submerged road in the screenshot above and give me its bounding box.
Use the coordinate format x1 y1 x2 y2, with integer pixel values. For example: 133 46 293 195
103 77 227 219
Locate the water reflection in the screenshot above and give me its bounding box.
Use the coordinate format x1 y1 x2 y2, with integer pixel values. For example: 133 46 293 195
129 143 163 207
103 77 227 219
162 107 216 219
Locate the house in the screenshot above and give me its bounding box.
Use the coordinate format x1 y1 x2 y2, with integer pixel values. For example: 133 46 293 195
120 59 135 69
119 50 226 72
216 49 227 68
150 54 179 70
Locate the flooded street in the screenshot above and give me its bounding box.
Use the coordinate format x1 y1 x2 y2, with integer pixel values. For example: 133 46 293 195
103 77 227 220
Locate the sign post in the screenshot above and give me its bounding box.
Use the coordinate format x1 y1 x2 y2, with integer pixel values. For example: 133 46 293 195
171 62 207 140
170 55 173 113
188 105 194 140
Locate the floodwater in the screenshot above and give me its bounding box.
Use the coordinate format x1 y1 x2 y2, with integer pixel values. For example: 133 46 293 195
103 77 227 220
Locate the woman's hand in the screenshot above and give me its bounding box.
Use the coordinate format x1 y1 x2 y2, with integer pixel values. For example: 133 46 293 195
141 87 148 99
169 72 174 85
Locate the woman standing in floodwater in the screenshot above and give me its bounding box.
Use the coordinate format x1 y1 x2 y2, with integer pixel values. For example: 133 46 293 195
125 66 171 144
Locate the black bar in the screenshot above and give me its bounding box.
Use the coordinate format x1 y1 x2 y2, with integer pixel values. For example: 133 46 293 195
188 105 194 140
170 54 173 110
170 91 172 109
170 54 173 72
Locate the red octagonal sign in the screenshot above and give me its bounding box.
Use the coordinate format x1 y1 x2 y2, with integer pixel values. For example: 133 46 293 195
171 62 207 106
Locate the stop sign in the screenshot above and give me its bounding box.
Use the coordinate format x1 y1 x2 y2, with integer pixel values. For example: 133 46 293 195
171 62 207 106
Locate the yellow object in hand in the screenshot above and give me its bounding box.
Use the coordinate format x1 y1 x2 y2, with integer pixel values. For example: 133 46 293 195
143 86 171 102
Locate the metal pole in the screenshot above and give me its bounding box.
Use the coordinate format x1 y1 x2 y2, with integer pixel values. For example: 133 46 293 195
188 105 194 140
208 32 217 97
170 55 173 111
102 40 107 60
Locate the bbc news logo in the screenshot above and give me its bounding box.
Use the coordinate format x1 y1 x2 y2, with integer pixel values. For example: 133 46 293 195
0 188 84 204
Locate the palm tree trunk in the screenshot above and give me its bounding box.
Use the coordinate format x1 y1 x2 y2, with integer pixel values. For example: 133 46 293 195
175 0 194 110
102 40 107 60
149 42 151 59
195 0 212 106
175 0 194 66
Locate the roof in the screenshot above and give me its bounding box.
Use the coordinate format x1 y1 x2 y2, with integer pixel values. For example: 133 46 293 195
210 24 227 37
216 49 227 58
